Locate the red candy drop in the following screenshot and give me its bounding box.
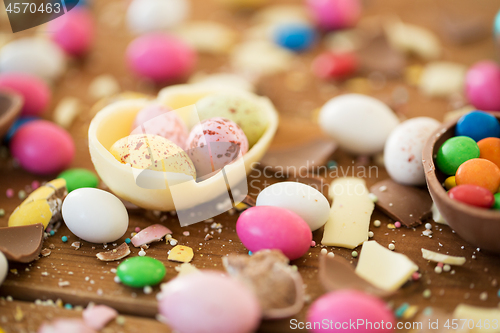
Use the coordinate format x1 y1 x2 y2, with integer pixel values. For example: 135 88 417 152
448 184 494 208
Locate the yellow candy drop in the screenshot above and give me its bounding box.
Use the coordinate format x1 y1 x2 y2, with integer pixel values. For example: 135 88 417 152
444 176 456 190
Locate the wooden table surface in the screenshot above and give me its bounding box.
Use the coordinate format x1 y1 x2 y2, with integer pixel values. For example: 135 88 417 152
1 0 500 332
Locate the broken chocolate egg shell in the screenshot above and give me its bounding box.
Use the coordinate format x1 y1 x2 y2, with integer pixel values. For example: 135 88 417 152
89 84 278 211
223 250 304 319
0 90 23 138
423 112 500 255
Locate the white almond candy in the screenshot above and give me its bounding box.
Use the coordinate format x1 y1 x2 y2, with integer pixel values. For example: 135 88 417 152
421 248 466 265
384 117 441 185
355 241 418 292
0 251 7 286
126 0 189 34
419 62 467 97
385 20 441 60
0 37 66 82
319 94 399 155
321 178 374 248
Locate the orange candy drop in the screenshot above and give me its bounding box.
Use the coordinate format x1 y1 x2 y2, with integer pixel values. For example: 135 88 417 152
477 137 500 169
455 158 500 193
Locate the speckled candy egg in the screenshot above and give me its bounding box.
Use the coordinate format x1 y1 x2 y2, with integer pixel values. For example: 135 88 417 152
109 134 196 177
256 182 330 231
0 37 66 82
131 104 188 150
158 271 261 333
195 94 268 147
306 0 362 31
126 0 189 34
306 290 395 333
318 94 400 155
0 251 7 287
62 188 129 243
465 61 500 111
384 117 441 185
236 206 312 261
48 8 94 56
186 117 248 178
10 120 75 175
0 73 51 116
126 33 196 82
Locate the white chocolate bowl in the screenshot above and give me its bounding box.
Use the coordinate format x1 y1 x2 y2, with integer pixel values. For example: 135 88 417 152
89 84 279 212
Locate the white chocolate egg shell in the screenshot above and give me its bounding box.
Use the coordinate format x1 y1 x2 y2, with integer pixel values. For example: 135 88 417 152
89 85 278 211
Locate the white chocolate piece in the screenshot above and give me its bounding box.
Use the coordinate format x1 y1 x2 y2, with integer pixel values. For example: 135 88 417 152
321 178 374 249
385 19 441 60
173 21 236 54
355 241 418 292
53 97 81 129
421 248 466 266
453 304 500 333
431 202 448 225
419 62 467 97
231 41 294 77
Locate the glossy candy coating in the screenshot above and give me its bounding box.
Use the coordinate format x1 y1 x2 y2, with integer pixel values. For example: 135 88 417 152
236 206 312 260
273 23 316 52
48 8 94 56
312 52 358 80
58 168 99 192
158 272 261 333
306 0 362 31
465 61 500 111
478 137 500 168
493 193 500 210
306 290 395 333
117 257 166 288
455 158 500 193
455 111 500 142
444 176 456 190
0 73 51 116
436 136 480 175
4 116 39 143
448 185 494 208
10 120 75 175
126 33 196 82
62 188 129 243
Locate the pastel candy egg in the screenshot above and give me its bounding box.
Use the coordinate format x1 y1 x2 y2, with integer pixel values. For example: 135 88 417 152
436 136 480 175
0 73 51 116
306 290 395 333
465 61 500 111
131 104 188 150
186 117 248 178
455 111 500 142
236 206 312 260
455 158 500 193
448 185 494 209
195 94 268 147
306 0 362 31
0 37 66 82
58 168 99 192
117 257 166 288
10 120 75 175
48 8 94 56
318 94 400 155
478 137 500 168
126 0 189 34
126 33 196 82
109 134 196 178
158 271 261 333
0 251 7 287
273 23 317 52
312 52 358 80
256 182 330 231
61 188 129 243
384 117 441 185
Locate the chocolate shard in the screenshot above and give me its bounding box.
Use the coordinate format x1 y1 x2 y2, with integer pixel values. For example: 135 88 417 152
439 13 489 45
356 35 406 77
96 243 130 261
370 179 433 228
223 250 304 319
260 138 337 175
319 253 392 297
0 224 44 263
